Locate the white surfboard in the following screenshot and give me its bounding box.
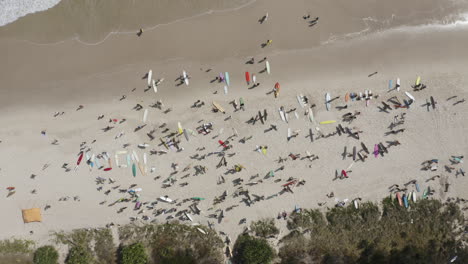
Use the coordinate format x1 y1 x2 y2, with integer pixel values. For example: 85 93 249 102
143 109 148 123
266 61 270 75
183 70 189 86
279 108 286 122
354 200 359 209
148 70 152 86
152 79 157 93
116 150 127 155
224 85 228 95
159 196 173 203
132 150 140 162
396 78 400 91
308 108 315 123
143 153 147 165
297 95 304 108
294 111 299 119
185 212 193 222
287 128 291 139
197 228 206 234
412 191 417 202
405 91 415 101
252 74 256 83
325 93 331 111
285 113 289 123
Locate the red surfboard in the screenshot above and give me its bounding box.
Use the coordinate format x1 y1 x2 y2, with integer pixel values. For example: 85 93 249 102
77 152 84 165
104 167 112 171
218 140 227 147
245 72 250 84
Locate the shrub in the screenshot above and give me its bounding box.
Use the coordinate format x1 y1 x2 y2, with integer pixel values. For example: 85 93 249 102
251 218 280 238
120 243 147 264
65 246 93 264
233 234 275 264
33 246 59 264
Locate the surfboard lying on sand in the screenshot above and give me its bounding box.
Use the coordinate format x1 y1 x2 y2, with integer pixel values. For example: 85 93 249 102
354 199 359 209
183 70 189 86
159 196 173 203
143 109 148 123
319 120 336 124
405 91 415 101
415 76 421 87
396 192 403 206
396 78 400 91
287 128 291 140
212 101 225 113
225 72 230 86
245 72 250 84
308 108 314 123
152 79 157 93
325 93 331 111
77 152 84 165
279 107 286 122
178 122 183 135
183 129 189 141
412 191 417 202
252 74 256 83
374 144 379 157
148 70 152 86
403 194 409 208
132 163 136 177
224 85 228 95
266 61 270 74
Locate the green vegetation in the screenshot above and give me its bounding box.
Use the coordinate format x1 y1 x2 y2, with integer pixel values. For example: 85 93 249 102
33 246 59 264
1 198 466 264
120 243 148 264
119 222 223 264
65 246 93 264
233 234 275 264
279 198 468 263
0 239 35 264
251 218 280 238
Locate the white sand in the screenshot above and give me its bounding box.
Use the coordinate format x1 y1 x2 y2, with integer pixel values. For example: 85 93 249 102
0 0 467 252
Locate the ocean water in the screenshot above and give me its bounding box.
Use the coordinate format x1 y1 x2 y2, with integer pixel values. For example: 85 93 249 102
0 0 61 26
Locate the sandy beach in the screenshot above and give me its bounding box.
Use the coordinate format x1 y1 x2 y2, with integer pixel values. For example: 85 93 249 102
1 0 467 257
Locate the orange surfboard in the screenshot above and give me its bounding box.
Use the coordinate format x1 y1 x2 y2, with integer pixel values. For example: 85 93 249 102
245 72 250 84
345 93 350 102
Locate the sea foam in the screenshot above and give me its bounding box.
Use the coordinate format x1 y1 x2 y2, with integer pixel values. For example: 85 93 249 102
0 0 61 27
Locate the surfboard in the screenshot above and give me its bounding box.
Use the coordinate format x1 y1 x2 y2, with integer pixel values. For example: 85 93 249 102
132 163 136 177
224 85 228 95
115 154 119 167
143 153 147 165
245 72 250 84
396 192 403 206
279 108 286 122
132 151 140 162
287 128 291 140
345 93 350 102
265 61 270 74
143 109 148 123
212 101 225 113
104 167 112 171
374 144 379 157
77 152 84 165
319 120 336 124
183 129 189 141
353 146 357 161
225 72 230 86
294 111 299 119
354 200 359 209
261 146 267 155
159 196 173 203
415 76 421 87
405 91 415 101
152 79 157 93
396 78 400 91
177 122 183 135
415 183 420 192
388 80 393 90
403 194 409 208
252 74 256 83
183 70 189 86
148 70 152 86
274 82 280 97
325 93 331 111
308 108 314 123
412 191 417 202
197 228 206 235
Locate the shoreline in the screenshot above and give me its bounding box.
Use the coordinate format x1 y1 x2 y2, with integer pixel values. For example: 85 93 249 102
0 0 467 254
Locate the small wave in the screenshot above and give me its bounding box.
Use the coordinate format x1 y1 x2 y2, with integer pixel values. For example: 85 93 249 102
0 0 62 27
321 12 468 45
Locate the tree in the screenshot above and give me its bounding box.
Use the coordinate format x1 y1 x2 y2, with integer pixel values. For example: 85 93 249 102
65 246 93 264
34 245 59 264
233 234 275 264
120 243 148 264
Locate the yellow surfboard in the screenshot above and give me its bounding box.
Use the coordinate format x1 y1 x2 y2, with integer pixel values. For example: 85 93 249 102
212 101 225 113
415 76 421 86
177 122 183 135
319 120 337 124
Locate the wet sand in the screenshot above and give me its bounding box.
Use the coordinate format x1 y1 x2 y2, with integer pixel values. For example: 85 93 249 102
0 0 467 253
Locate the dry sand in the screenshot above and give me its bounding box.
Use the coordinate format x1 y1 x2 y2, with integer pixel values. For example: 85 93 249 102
0 0 467 253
